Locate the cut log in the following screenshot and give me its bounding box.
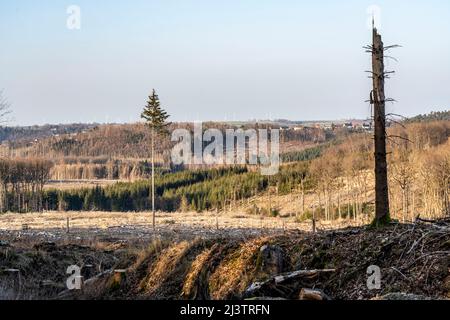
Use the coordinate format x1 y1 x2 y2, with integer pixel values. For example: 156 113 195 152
83 269 113 286
273 269 335 284
244 269 335 298
41 280 63 288
299 288 330 300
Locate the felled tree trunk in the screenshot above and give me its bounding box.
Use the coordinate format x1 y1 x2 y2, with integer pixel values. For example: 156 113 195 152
299 288 331 300
244 269 335 299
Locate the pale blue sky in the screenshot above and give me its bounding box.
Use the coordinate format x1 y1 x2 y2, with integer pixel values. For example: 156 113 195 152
0 0 449 125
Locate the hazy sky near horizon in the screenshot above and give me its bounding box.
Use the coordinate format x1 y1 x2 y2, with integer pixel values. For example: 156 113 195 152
1 0 449 126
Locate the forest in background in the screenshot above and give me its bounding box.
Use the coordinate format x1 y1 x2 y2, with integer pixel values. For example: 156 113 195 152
0 111 448 223
1 121 336 181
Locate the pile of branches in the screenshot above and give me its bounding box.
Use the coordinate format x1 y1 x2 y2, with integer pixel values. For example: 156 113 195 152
323 217 450 299
380 217 450 293
258 217 450 300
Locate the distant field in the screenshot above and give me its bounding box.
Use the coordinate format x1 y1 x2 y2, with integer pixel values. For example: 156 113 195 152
0 211 302 232
0 211 363 242
44 179 118 190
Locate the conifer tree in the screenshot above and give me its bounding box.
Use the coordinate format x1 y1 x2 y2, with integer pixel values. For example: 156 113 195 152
141 89 170 229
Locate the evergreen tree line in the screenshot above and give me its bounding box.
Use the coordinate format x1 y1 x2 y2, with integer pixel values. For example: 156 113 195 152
42 164 313 212
280 144 330 163
405 110 450 123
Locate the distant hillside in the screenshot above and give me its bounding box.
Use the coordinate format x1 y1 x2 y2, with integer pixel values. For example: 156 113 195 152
0 121 339 181
5 122 335 159
0 123 98 144
406 110 450 123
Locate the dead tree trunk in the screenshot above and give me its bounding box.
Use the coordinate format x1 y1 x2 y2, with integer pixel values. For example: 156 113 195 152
371 27 390 225
301 179 305 218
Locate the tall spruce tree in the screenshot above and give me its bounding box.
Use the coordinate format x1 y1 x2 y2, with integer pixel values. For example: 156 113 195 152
141 89 170 229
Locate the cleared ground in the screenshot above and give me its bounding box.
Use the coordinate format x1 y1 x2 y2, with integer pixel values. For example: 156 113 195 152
0 211 365 243
1 217 449 300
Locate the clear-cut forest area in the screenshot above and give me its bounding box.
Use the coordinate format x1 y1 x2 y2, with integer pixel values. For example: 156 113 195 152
1 2 450 304
1 116 448 222
0 111 449 300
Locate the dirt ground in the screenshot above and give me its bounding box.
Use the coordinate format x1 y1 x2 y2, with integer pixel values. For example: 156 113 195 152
1 212 449 300
0 211 366 243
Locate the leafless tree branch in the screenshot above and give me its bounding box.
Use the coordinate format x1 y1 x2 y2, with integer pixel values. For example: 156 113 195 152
388 134 412 143
0 89 12 124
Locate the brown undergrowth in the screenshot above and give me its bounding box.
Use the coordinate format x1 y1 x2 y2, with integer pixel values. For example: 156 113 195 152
1 219 449 300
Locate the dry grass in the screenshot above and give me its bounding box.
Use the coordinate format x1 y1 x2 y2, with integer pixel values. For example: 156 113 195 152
208 238 269 299
139 240 193 296
0 211 365 234
181 244 218 299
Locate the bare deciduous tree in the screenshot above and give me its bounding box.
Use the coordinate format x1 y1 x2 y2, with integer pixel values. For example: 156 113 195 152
0 158 53 213
0 89 11 123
